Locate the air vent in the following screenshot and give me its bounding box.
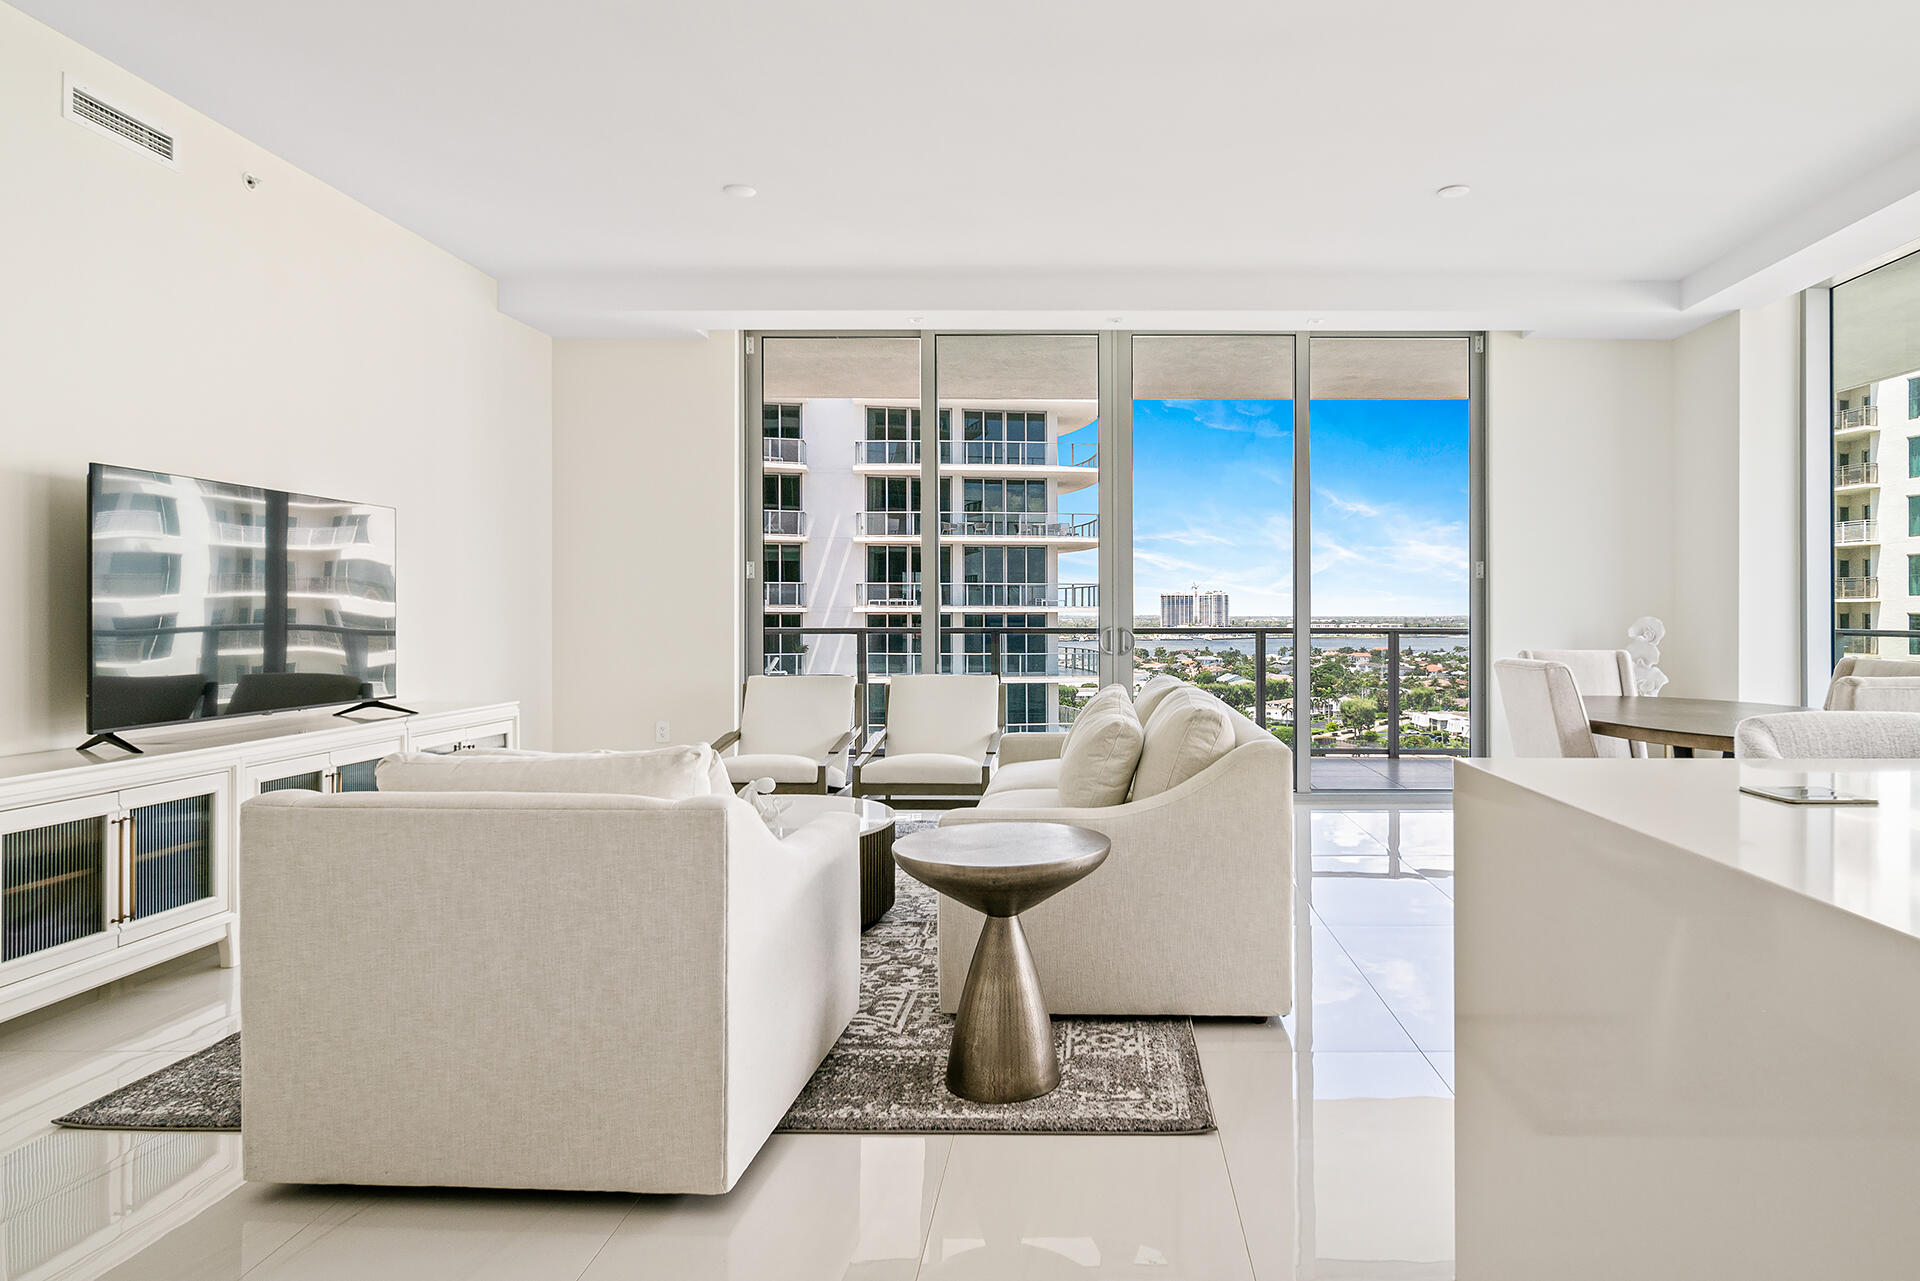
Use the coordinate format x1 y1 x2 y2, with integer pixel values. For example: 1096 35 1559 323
63 76 176 168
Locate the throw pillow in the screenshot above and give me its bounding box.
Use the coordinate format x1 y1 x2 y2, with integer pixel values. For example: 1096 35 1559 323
1130 687 1237 800
1057 686 1143 807
374 745 720 798
1132 673 1187 725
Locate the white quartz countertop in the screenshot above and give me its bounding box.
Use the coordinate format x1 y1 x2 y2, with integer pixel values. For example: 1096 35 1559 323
1457 757 1920 944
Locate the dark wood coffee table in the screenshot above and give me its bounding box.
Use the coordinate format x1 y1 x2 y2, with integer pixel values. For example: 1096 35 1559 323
774 795 898 928
892 821 1109 1103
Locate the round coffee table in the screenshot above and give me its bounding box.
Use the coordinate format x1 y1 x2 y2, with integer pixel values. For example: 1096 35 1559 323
892 821 1109 1103
771 795 898 929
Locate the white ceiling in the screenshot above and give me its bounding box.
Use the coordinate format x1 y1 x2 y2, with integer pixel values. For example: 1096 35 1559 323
18 0 1920 337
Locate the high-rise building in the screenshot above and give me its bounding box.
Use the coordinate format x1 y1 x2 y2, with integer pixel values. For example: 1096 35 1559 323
759 397 1099 731
1832 368 1920 656
1160 585 1230 628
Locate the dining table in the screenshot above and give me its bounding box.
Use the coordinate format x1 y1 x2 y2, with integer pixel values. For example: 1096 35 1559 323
1582 695 1810 756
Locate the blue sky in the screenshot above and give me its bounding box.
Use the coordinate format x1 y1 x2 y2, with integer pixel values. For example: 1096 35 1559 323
1057 398 1469 618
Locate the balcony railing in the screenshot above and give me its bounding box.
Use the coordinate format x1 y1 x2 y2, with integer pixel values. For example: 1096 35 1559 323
1835 576 1880 599
755 623 1470 771
762 437 806 465
945 582 1099 609
1834 462 1879 487
1835 519 1879 545
855 511 921 537
854 441 921 465
91 510 170 537
853 441 1102 468
855 581 922 607
1835 406 1880 432
941 512 1098 540
763 509 809 536
764 581 807 608
286 526 362 548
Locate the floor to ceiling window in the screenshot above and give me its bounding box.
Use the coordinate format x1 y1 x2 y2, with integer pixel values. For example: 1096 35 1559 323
747 331 1484 791
1829 250 1920 664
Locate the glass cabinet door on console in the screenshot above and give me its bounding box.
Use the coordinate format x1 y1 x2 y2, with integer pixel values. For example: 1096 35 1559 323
1 773 230 976
112 774 230 945
244 735 406 796
0 796 120 984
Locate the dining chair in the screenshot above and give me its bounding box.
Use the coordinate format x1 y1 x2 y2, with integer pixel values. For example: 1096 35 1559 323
1495 658 1610 758
712 674 857 794
1733 711 1920 759
1825 676 1920 712
1824 655 1920 709
852 674 1003 807
1516 648 1646 758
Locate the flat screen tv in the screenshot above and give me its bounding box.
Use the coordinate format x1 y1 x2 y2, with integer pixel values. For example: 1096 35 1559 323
87 463 398 742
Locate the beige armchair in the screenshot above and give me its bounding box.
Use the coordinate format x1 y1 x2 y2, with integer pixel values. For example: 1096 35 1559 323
1496 657 1609 758
852 674 1003 807
1516 648 1645 757
713 674 856 794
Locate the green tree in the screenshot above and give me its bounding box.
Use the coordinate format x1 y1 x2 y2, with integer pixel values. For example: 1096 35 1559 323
1341 696 1378 734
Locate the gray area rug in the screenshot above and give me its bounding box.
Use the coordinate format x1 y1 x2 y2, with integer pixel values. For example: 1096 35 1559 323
56 821 1212 1136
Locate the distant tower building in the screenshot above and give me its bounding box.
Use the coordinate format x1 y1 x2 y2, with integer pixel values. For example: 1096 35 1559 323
1160 583 1230 627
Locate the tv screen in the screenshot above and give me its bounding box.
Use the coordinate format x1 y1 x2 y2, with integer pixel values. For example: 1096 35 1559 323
88 463 397 733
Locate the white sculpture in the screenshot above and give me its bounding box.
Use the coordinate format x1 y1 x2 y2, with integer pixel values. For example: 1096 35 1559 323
1625 616 1668 696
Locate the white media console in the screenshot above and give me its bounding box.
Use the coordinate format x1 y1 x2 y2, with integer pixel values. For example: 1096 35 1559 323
0 700 519 1024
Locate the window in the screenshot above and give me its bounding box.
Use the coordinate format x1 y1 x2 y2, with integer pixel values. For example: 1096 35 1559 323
763 474 801 510
1910 436 1920 478
1910 377 1920 420
961 410 1047 465
762 403 801 438
1910 614 1919 656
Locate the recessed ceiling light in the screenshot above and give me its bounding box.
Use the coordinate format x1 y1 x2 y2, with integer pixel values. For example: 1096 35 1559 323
1306 317 1326 326
907 315 924 324
1106 316 1123 324
1436 184 1471 200
722 183 757 199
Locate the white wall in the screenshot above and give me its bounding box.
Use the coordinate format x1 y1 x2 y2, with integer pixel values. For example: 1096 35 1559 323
1735 295 1805 705
1669 314 1744 699
551 337 741 752
1486 335 1676 753
0 5 555 756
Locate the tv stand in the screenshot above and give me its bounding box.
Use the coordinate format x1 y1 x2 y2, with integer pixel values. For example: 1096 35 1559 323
335 698 417 719
76 731 142 756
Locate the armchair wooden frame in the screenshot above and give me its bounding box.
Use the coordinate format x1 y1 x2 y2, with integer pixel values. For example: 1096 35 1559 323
850 679 1005 809
713 679 858 795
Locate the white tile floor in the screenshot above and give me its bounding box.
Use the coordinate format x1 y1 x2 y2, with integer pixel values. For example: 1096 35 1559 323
0 802 1457 1280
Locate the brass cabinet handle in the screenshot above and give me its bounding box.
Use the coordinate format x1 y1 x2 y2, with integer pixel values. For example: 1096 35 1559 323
125 811 138 923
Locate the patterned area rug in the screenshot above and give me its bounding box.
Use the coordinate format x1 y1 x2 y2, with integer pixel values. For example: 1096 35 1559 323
55 822 1212 1136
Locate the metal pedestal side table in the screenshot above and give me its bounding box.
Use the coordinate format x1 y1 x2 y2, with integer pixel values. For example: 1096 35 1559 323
892 821 1109 1103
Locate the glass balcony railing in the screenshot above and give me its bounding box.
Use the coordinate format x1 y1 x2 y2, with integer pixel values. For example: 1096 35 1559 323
855 511 921 536
1835 519 1879 545
941 512 1097 539
855 581 922 607
1835 406 1879 432
763 581 807 608
1835 576 1879 599
762 509 809 536
762 437 806 464
853 441 1102 468
1834 462 1879 487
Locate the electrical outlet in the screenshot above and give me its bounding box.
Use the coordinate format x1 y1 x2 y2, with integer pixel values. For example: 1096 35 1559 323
654 720 670 744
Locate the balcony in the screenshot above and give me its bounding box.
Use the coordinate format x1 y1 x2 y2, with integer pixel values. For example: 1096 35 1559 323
944 582 1099 610
762 437 807 468
851 510 1098 545
91 509 171 538
941 511 1097 545
1835 576 1880 600
854 511 922 538
1834 462 1879 488
1835 519 1879 545
762 509 809 540
852 440 1101 492
1835 406 1880 433
763 581 807 609
854 441 922 466
854 581 923 609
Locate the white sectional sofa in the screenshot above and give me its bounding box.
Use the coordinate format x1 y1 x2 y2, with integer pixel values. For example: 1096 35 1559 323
939 679 1294 1017
240 786 859 1194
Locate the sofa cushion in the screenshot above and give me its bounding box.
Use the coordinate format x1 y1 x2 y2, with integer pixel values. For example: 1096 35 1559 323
984 759 1063 795
859 753 987 785
1057 687 1143 807
376 746 720 799
1130 687 1237 800
974 787 1064 811
1132 674 1187 725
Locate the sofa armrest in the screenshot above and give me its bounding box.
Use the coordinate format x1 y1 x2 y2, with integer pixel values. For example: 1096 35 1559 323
712 729 741 754
997 731 1067 766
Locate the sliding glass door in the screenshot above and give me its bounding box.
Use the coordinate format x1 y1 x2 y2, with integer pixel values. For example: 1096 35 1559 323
746 330 1484 791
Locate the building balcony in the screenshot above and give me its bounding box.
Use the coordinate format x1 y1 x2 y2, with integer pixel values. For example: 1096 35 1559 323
1835 406 1880 434
762 509 809 541
851 440 1101 492
1835 576 1879 600
762 438 807 470
944 582 1099 610
853 441 923 466
764 581 807 609
1835 519 1879 546
944 652 1069 678
1834 462 1879 489
941 511 1097 546
854 581 923 609
90 510 172 538
851 510 1098 545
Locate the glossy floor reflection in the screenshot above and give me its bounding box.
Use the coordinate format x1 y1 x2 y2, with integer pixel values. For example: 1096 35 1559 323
0 803 1457 1280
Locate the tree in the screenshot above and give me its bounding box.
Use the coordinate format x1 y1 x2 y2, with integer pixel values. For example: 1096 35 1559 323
1269 724 1295 746
1341 696 1378 734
